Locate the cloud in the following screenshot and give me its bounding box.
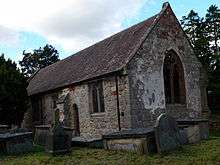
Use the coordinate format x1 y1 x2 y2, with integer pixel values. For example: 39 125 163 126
0 26 19 47
0 0 146 53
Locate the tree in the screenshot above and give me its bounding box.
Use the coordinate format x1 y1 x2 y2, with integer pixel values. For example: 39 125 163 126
0 54 28 125
205 5 220 56
19 44 60 77
205 5 220 88
181 5 220 94
181 10 201 46
181 10 212 68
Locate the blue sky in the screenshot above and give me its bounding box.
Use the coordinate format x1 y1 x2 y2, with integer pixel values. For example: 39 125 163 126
0 0 219 64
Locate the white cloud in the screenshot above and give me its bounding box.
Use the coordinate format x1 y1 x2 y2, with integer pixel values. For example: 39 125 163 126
0 0 146 53
0 26 19 47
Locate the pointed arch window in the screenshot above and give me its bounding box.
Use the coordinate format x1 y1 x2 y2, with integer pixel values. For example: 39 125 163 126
163 50 186 104
89 80 105 113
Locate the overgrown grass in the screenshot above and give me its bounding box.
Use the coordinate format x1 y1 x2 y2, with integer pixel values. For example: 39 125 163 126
0 130 220 165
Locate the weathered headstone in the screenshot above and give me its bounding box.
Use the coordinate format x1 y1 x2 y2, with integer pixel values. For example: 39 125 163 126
199 121 209 140
103 128 157 155
34 125 50 146
106 138 147 154
185 125 200 143
154 114 188 153
176 119 209 143
0 129 33 154
45 108 72 154
0 125 10 132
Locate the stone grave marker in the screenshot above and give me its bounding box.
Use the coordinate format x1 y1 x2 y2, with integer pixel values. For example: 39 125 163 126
0 125 10 132
45 108 72 154
0 129 33 154
154 113 188 153
103 128 157 155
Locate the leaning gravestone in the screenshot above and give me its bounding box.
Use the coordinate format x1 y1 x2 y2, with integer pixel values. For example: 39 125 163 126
45 108 72 154
154 114 188 153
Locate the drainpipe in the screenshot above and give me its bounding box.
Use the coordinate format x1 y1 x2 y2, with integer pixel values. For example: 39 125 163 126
115 75 121 131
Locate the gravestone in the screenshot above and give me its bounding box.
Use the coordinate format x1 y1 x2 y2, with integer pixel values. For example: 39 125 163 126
154 114 188 153
185 125 200 143
0 125 10 132
103 128 157 155
45 108 72 154
106 138 147 154
0 129 33 154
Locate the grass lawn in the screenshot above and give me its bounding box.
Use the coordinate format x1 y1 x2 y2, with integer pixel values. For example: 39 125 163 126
0 130 220 165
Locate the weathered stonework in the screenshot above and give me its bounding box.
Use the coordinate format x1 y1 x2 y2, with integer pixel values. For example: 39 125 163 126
30 75 131 140
118 75 132 130
126 6 205 129
105 138 147 154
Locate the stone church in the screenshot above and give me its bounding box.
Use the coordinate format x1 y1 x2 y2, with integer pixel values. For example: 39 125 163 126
25 3 209 140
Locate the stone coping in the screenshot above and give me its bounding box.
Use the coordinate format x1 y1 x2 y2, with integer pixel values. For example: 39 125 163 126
0 132 32 140
0 125 10 128
72 136 104 148
176 119 209 125
72 136 102 143
35 125 74 131
103 128 154 139
35 125 50 128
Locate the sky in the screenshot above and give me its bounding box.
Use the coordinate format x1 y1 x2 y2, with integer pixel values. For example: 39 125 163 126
0 0 219 63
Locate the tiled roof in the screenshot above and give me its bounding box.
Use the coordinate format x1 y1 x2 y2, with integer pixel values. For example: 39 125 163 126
27 3 170 96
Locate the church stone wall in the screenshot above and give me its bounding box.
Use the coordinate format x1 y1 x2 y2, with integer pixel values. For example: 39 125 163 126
127 6 204 129
32 75 131 140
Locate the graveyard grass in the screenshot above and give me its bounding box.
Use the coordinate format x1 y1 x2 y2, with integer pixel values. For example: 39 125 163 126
0 130 220 165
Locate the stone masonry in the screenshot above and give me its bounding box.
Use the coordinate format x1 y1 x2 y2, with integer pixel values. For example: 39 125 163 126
30 75 130 139
126 5 205 129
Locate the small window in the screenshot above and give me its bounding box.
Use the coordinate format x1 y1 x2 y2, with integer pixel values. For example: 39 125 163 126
89 80 105 113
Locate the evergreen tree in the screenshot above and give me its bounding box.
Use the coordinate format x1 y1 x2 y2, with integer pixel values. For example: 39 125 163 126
205 5 220 56
205 5 220 93
19 44 59 77
181 10 212 68
181 5 220 94
0 54 28 125
181 10 201 46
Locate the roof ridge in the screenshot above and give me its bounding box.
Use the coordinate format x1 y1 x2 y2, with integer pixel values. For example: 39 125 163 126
119 2 171 70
